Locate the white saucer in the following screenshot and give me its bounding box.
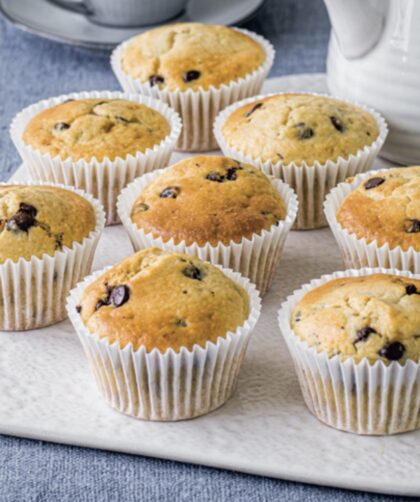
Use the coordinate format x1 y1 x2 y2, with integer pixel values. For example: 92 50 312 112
0 0 264 49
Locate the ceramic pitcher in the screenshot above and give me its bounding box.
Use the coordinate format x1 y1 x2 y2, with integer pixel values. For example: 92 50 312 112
325 0 420 165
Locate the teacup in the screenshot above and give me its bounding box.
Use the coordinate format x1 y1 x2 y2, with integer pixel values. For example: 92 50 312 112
50 0 188 27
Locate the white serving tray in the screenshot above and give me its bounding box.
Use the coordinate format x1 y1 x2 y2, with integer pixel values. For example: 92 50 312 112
2 74 418 497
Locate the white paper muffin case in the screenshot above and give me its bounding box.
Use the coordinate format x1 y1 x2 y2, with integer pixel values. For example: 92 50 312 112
324 169 420 274
111 28 275 152
214 92 388 230
278 267 420 435
117 171 298 295
10 91 182 226
0 182 105 331
67 266 261 421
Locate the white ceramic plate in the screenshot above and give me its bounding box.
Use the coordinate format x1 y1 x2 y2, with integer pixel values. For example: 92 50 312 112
0 0 264 49
2 74 413 497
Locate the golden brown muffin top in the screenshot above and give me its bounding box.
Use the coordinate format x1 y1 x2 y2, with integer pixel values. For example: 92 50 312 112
0 185 96 263
79 248 250 352
121 23 265 91
221 93 379 165
337 167 420 251
130 155 287 246
23 98 171 162
292 274 420 364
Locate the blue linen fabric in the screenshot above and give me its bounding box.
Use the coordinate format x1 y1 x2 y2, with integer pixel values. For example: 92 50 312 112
0 0 409 500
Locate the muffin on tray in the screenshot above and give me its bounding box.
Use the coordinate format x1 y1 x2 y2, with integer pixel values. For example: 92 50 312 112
67 247 261 421
324 166 420 273
214 92 388 229
11 91 181 225
0 183 104 330
279 268 420 435
111 22 274 151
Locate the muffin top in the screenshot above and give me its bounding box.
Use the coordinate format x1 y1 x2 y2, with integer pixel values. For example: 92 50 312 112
0 185 96 264
291 274 420 364
79 248 250 352
120 23 265 91
336 167 420 251
221 93 379 165
130 155 287 246
23 98 171 162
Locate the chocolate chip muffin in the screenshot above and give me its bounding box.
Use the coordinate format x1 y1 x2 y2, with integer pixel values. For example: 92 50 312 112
130 155 286 246
22 98 171 161
0 185 96 263
291 273 420 364
221 93 379 166
78 247 250 353
120 23 265 92
336 167 420 251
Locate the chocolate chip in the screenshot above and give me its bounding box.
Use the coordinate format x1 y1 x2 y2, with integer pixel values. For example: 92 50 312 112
115 116 129 123
54 122 70 131
160 186 180 199
183 70 201 83
206 171 225 183
19 203 37 217
406 219 420 233
95 284 111 311
245 102 263 117
297 127 314 140
355 326 376 343
378 341 405 361
7 211 36 232
54 233 64 250
364 177 385 190
330 116 345 132
63 99 74 103
149 75 164 86
405 284 418 295
183 265 203 281
95 298 108 311
109 285 130 308
75 305 82 314
137 203 149 212
175 318 187 327
226 167 238 181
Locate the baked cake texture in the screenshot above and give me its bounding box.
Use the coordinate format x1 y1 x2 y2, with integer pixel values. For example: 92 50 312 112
130 155 286 246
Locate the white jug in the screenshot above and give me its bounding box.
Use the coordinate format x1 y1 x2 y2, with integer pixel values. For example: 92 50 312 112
325 0 420 165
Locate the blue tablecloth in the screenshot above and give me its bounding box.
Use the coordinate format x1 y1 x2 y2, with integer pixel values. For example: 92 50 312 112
0 1 407 500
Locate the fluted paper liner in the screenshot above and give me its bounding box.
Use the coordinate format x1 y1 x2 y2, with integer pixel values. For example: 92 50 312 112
214 92 388 229
0 182 105 331
278 267 420 435
111 28 274 152
10 91 182 225
117 171 298 295
324 169 420 273
67 266 261 421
